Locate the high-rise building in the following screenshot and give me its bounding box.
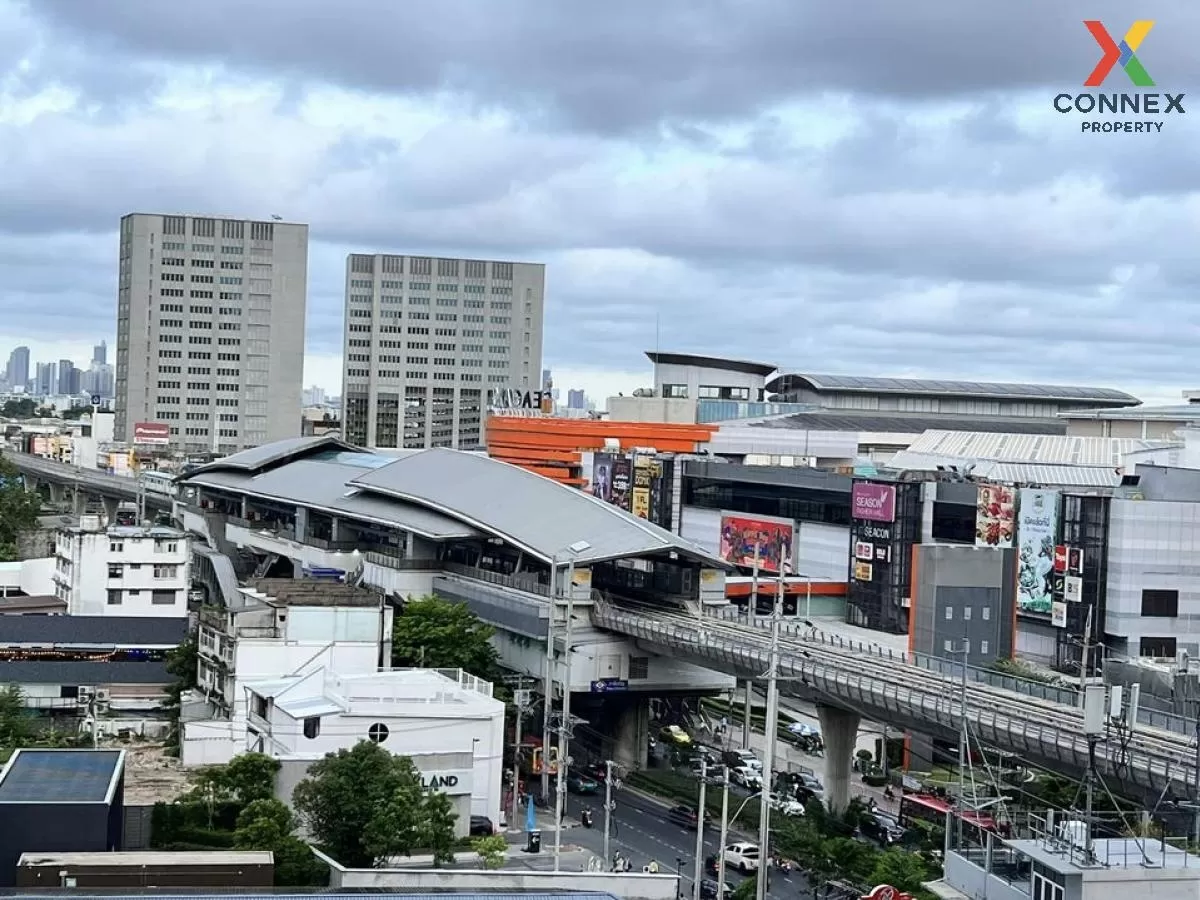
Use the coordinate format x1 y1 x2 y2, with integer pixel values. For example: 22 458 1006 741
57 359 77 395
115 213 309 453
5 346 29 391
35 362 55 396
93 340 107 365
567 388 586 410
341 254 545 450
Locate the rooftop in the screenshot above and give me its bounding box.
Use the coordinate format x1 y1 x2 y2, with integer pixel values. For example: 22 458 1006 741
185 436 728 568
61 524 185 539
1061 403 1200 422
0 660 172 684
728 410 1067 435
766 373 1140 405
0 595 67 614
0 615 187 646
17 851 274 868
0 749 124 804
646 350 777 377
240 578 383 609
893 430 1177 467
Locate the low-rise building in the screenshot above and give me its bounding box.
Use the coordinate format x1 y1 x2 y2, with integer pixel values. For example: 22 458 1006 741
185 578 393 767
15 851 274 890
52 519 190 617
245 667 504 834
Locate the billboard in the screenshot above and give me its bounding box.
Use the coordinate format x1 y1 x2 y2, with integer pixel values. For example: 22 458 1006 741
591 453 614 503
1051 601 1068 628
610 456 632 511
631 453 657 521
133 422 171 446
1016 489 1058 614
854 561 874 582
719 515 795 575
975 484 1015 548
852 482 896 522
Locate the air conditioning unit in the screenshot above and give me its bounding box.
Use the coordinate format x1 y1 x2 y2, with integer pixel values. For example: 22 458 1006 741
94 688 111 702
76 686 94 704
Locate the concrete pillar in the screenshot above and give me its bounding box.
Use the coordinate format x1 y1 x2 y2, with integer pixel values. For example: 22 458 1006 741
48 482 65 506
295 507 309 542
817 703 861 813
330 517 343 542
613 697 650 773
72 489 87 516
102 496 118 525
23 475 37 493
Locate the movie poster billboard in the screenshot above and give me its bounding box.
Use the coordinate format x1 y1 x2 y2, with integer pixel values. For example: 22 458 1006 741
975 484 1016 548
591 453 614 503
1016 488 1058 614
719 515 795 575
610 456 632 511
631 453 656 520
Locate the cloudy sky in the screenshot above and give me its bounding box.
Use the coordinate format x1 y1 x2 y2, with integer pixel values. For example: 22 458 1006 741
2 0 1199 407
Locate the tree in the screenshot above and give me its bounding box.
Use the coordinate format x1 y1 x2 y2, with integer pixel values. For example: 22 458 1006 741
292 740 459 868
868 849 933 894
392 594 498 677
473 834 507 869
0 684 30 749
233 798 326 887
190 752 280 806
0 459 41 562
161 637 198 755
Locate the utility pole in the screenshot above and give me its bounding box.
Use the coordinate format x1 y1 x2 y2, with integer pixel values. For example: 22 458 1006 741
603 760 615 866
1078 605 1094 703
716 765 730 890
510 689 529 832
692 758 708 900
541 562 559 801
553 558 578 871
954 639 970 853
742 681 752 751
755 564 785 900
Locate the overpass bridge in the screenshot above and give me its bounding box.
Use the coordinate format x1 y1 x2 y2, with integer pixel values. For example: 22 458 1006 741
592 600 1197 812
1 450 173 514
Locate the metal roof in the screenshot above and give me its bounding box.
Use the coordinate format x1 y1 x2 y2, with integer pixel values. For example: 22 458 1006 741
736 411 1067 435
187 435 361 475
766 373 1140 404
646 350 777 377
0 749 124 804
898 430 1177 466
3 895 623 900
347 448 730 567
0 660 171 684
0 616 187 647
183 458 482 540
1060 404 1200 422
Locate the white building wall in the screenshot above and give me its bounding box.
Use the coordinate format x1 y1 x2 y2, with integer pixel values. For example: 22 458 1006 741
1106 498 1200 656
0 558 55 596
652 362 766 402
55 527 190 617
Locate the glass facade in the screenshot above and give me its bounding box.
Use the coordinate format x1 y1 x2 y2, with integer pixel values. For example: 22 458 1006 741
682 478 850 527
846 481 921 634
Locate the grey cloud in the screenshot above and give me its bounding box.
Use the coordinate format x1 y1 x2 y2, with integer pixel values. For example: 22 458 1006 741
22 0 1200 136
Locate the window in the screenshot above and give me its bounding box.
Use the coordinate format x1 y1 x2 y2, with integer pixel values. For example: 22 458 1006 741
982 607 991 621
980 640 989 655
628 656 650 680
106 590 122 606
109 542 124 553
1032 873 1063 900
1141 589 1179 618
152 590 177 605
107 563 122 578
368 722 390 743
251 693 269 718
303 717 321 739
963 607 972 621
1140 636 1177 658
944 606 953 620
662 384 688 399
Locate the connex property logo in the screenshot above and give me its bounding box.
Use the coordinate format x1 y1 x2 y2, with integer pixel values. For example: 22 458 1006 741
1054 20 1185 134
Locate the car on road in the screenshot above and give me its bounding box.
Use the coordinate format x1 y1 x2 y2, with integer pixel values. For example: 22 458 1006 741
860 810 906 846
667 804 706 829
729 766 763 791
659 725 693 746
469 815 495 836
722 748 763 771
767 794 806 817
567 773 600 795
700 879 734 900
723 841 761 874
692 744 721 765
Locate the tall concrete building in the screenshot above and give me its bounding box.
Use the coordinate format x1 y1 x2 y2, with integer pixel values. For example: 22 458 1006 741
5 346 29 391
115 213 309 454
341 254 544 449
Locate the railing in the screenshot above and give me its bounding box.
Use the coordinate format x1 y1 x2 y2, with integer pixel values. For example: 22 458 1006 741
306 536 362 551
364 551 441 571
591 601 1197 799
706 606 1195 736
442 561 550 596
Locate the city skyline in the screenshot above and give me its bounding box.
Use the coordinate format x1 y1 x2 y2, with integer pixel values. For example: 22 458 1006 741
2 340 114 400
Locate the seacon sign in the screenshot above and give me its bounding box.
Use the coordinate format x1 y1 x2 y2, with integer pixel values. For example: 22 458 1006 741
133 422 171 446
852 482 896 523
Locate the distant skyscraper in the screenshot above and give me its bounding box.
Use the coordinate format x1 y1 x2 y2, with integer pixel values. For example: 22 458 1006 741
341 254 545 450
115 213 309 452
93 340 107 365
542 368 553 391
35 362 55 395
567 389 586 410
6 346 29 391
56 359 76 395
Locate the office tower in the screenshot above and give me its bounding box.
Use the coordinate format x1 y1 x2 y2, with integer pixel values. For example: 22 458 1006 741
5 346 29 391
57 360 76 395
93 340 107 365
35 362 55 396
115 213 309 453
567 389 585 410
342 254 545 449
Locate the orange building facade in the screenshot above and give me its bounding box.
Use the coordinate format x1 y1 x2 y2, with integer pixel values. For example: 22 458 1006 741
485 415 717 486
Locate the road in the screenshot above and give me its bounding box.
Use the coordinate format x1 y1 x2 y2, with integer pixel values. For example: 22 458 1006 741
558 788 810 899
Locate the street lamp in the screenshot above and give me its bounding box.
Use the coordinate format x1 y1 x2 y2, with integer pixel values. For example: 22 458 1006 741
552 539 592 872
755 561 787 900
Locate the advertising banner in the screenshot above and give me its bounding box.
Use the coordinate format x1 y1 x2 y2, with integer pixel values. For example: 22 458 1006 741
631 453 656 520
854 541 873 561
133 422 171 446
1051 601 1068 628
1053 545 1068 573
1016 489 1058 614
1064 575 1083 602
1068 548 1084 576
854 561 874 582
975 484 1016 548
719 515 795 575
610 456 632 511
591 453 614 503
852 482 896 522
